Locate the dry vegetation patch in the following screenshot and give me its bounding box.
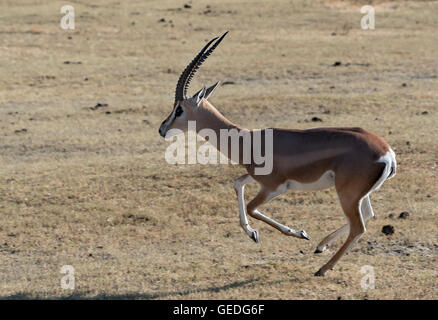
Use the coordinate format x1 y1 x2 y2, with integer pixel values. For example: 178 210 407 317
0 0 437 299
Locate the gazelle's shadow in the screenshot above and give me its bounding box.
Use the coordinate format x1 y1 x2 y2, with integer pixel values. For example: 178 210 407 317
0 279 258 300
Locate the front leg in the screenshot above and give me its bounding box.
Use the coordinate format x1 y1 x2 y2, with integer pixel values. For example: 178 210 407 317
234 174 259 242
247 188 310 240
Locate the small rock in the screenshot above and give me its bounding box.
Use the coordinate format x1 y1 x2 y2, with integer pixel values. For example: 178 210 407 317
63 61 81 65
90 103 108 110
398 211 410 219
382 225 395 235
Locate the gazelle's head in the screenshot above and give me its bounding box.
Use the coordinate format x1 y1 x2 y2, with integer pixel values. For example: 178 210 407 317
159 32 228 138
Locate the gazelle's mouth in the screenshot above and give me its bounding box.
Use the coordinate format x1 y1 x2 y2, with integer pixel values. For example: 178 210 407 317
158 125 167 138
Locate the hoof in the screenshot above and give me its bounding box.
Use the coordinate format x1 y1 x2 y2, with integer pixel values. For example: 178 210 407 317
300 230 310 240
314 268 325 277
251 230 259 243
314 246 326 254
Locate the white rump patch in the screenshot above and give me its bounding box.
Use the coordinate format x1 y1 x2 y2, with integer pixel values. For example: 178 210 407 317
371 148 397 193
358 148 397 222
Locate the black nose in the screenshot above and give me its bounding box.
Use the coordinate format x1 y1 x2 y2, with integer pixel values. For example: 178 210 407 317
159 127 165 138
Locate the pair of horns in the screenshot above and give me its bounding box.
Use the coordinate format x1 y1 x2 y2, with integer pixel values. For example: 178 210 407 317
175 31 228 102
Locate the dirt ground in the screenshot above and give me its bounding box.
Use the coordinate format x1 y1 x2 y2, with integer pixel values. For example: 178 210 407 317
0 0 437 299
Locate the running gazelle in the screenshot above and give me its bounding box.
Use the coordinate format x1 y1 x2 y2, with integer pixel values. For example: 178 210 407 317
158 32 396 276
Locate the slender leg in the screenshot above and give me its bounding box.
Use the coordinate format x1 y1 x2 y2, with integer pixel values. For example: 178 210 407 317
246 188 309 240
315 197 366 276
360 195 374 221
314 161 387 276
234 174 259 242
315 195 374 253
315 224 349 254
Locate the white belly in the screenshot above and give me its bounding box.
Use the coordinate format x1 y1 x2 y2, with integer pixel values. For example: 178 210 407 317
285 170 335 191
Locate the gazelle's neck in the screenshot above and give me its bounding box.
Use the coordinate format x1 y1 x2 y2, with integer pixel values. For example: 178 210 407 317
196 100 248 164
196 99 242 132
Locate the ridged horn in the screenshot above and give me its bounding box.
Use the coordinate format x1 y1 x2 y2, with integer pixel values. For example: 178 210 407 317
174 31 228 102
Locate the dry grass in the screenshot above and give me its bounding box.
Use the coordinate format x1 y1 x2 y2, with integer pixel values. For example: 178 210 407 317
0 0 437 299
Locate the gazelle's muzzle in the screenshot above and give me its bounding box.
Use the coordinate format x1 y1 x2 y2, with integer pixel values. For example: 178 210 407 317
158 120 168 138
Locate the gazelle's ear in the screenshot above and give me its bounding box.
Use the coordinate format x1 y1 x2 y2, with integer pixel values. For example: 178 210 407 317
193 86 206 106
204 82 220 100
192 82 220 105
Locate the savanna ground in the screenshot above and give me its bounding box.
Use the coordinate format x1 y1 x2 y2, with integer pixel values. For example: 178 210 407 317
0 0 437 299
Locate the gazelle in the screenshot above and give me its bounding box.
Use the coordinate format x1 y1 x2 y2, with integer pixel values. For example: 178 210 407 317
158 32 397 276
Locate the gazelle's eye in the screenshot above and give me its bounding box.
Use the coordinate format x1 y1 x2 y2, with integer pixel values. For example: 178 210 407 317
175 106 183 117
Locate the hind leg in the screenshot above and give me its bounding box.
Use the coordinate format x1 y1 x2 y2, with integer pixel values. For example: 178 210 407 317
360 195 374 221
314 161 385 276
315 194 366 276
315 224 349 254
315 195 374 253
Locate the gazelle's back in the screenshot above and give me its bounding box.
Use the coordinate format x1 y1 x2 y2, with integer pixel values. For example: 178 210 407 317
271 127 390 161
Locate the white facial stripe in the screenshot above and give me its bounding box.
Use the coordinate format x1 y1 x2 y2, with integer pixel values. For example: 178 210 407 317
161 104 180 133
